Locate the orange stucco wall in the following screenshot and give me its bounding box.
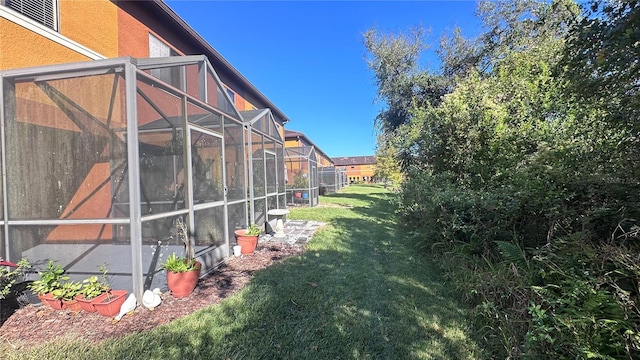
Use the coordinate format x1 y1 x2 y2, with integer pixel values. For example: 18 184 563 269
318 157 332 167
0 18 91 69
2 1 264 119
346 164 376 183
59 0 118 58
117 8 151 58
285 139 302 148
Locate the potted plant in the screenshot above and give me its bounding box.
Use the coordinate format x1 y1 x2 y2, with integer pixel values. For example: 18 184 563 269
28 260 69 308
234 223 262 254
162 218 201 298
51 280 82 312
92 289 128 316
163 252 201 298
91 288 128 316
76 264 110 312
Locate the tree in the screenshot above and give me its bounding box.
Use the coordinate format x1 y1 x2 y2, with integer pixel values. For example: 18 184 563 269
561 0 640 145
439 0 579 78
365 1 640 357
363 26 448 134
373 133 403 185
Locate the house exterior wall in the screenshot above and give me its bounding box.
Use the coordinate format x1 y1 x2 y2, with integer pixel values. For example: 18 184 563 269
0 17 93 69
284 133 333 169
60 0 119 58
0 0 269 117
333 156 377 183
317 156 333 167
116 6 154 58
285 138 304 148
345 164 376 183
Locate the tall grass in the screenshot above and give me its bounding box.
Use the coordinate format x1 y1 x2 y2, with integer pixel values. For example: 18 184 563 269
1 185 481 359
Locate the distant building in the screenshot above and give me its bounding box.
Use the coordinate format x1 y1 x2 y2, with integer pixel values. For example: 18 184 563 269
333 156 377 184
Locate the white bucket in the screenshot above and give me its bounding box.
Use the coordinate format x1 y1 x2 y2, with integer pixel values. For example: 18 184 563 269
233 245 242 257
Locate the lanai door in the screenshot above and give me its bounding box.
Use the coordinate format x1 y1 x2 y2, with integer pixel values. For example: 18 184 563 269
188 126 228 264
265 150 279 213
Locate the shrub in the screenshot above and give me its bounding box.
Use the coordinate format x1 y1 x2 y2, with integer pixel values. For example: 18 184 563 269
0 258 30 299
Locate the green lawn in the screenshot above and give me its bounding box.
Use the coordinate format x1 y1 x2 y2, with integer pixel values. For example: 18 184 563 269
2 184 482 359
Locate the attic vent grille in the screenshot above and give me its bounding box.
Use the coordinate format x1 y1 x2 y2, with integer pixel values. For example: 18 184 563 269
5 0 57 30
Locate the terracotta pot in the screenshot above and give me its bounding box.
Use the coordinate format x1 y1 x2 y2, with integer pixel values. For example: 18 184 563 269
75 294 97 312
92 290 128 317
166 261 201 298
234 230 259 254
42 292 65 310
63 299 82 312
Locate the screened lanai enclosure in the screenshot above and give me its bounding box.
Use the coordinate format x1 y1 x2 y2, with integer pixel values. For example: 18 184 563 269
242 109 286 227
318 166 347 195
0 56 286 300
285 146 319 207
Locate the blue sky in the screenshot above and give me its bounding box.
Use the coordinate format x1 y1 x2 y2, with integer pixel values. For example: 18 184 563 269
166 0 482 158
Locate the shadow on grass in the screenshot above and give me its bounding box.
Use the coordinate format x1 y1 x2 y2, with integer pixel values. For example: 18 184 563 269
77 186 480 359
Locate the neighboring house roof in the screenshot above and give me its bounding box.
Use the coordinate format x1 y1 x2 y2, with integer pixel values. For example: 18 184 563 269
122 0 290 125
285 129 333 165
284 130 308 144
332 156 377 166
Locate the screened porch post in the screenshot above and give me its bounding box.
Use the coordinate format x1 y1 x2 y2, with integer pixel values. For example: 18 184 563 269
183 99 196 245
247 125 254 225
198 60 206 101
221 119 229 256
0 77 11 259
125 62 144 302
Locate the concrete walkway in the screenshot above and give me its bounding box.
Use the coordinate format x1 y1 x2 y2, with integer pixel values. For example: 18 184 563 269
260 220 325 246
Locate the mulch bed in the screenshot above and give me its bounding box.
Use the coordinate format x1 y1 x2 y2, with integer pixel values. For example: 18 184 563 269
0 243 305 350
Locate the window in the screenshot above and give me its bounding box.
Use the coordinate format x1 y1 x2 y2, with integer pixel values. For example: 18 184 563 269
3 0 57 30
148 34 182 89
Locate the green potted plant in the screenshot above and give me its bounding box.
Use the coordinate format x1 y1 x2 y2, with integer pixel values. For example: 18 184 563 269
28 260 69 308
51 280 82 311
234 223 262 254
162 218 201 298
76 264 110 312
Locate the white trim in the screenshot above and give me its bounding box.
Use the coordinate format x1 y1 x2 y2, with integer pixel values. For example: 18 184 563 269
0 6 105 61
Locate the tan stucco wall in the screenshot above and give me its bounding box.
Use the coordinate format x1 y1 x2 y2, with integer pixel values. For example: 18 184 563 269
0 18 91 70
59 0 118 58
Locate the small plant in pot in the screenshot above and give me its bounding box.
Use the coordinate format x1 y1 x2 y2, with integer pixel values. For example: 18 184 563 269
51 280 82 312
28 260 69 308
234 223 262 255
162 218 201 298
76 264 110 312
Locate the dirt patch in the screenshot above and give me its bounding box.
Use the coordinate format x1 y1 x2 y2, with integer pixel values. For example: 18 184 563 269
0 243 305 350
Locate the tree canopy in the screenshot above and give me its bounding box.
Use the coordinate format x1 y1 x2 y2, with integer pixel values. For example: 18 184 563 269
364 0 640 358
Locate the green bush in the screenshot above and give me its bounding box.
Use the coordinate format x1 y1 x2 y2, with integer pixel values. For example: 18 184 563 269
28 260 68 296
